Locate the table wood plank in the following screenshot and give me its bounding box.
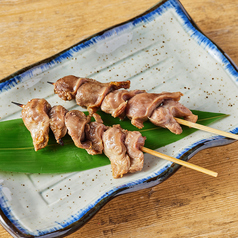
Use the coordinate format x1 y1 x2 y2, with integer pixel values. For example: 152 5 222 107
0 0 238 237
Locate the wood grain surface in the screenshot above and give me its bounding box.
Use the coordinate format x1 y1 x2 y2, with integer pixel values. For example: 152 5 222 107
0 0 238 237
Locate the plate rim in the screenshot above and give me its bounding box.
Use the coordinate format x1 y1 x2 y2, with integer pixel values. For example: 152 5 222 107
0 0 238 237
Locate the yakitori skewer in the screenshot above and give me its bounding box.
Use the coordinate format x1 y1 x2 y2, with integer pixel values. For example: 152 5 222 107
49 76 238 141
12 99 218 178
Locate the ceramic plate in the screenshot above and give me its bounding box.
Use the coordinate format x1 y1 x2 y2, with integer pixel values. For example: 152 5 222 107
0 0 238 237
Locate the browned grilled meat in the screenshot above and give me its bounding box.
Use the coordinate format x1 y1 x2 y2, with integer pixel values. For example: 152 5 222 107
52 76 198 134
65 110 91 149
125 131 146 173
149 99 198 134
85 114 108 155
54 75 87 101
126 92 183 129
75 79 130 114
101 89 145 119
102 125 130 178
18 96 148 178
21 98 51 151
49 105 68 145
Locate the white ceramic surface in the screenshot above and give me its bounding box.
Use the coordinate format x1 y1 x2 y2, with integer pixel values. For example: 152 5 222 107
0 0 237 237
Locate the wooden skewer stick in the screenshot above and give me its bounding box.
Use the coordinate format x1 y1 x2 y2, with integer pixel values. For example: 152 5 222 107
46 80 235 140
141 147 218 177
175 118 238 140
11 101 218 177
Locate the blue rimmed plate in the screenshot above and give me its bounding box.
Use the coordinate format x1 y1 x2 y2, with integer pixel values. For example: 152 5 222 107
0 0 238 237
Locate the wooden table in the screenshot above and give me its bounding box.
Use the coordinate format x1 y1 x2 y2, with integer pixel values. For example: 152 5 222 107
0 0 238 237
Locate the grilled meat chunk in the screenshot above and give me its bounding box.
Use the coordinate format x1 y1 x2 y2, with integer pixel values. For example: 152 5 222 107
75 79 130 114
125 131 146 173
65 110 91 149
101 89 145 119
19 96 150 178
150 99 198 134
21 98 51 151
126 92 183 129
102 125 130 178
85 114 108 155
54 75 87 101
49 105 68 145
52 75 198 135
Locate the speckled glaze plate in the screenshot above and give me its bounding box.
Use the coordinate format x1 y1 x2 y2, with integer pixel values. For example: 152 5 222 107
0 0 238 237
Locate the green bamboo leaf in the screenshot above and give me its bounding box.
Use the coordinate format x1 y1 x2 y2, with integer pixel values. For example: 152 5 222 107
0 110 227 173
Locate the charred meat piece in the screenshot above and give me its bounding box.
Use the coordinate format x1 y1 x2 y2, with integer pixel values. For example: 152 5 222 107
65 110 91 149
49 105 68 145
125 131 146 173
54 75 87 101
126 92 183 129
150 100 198 134
102 125 130 178
21 98 51 151
101 89 145 119
85 114 108 155
76 79 130 115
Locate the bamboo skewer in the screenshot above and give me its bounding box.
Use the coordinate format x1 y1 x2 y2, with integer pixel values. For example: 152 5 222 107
47 81 238 140
175 118 238 140
11 101 218 178
141 147 218 177
46 81 238 141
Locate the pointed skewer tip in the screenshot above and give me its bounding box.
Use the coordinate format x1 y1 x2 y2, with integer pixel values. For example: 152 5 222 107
57 138 64 146
47 81 55 85
11 101 24 108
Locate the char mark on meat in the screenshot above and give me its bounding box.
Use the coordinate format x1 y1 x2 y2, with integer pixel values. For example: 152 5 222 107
101 89 145 119
65 110 91 149
149 99 198 134
21 98 51 151
76 79 130 115
125 131 146 173
54 75 87 101
126 92 183 129
49 105 68 145
102 125 130 178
